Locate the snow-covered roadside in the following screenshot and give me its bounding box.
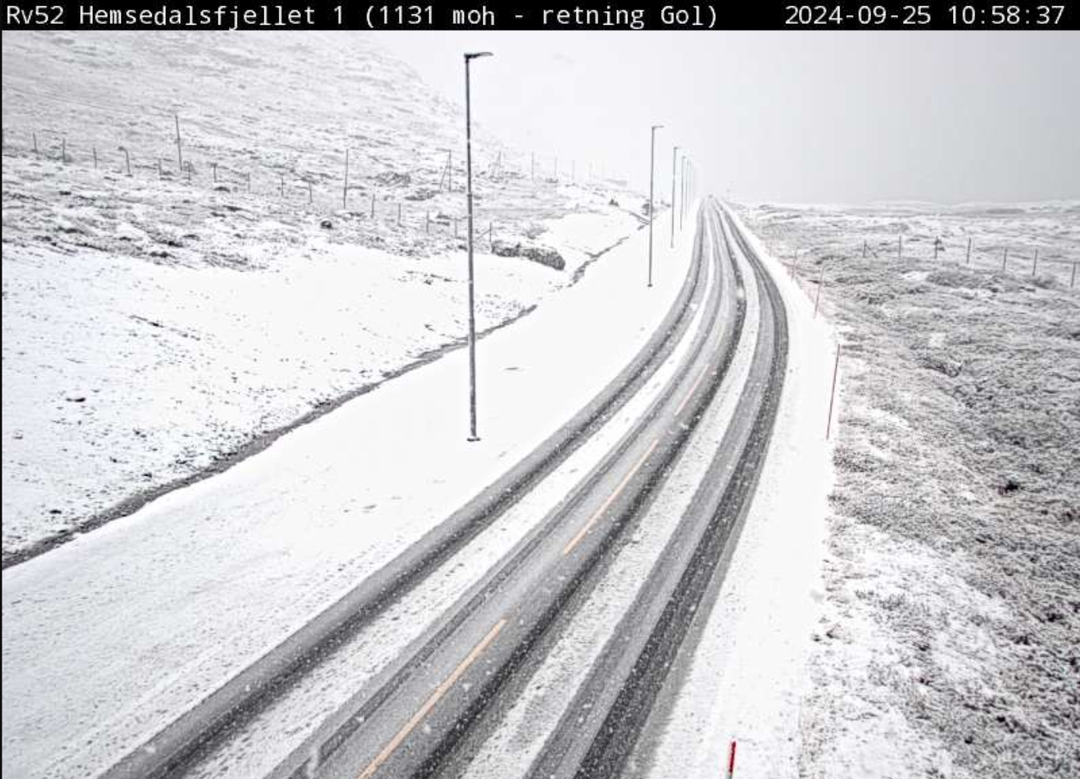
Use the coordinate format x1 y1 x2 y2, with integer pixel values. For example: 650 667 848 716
184 207 703 779
1 30 648 561
0 232 520 557
1 215 691 779
1 179 639 563
626 207 836 778
445 204 754 779
739 202 1080 779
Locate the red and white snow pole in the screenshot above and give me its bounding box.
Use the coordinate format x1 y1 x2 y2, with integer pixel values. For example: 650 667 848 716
726 739 737 778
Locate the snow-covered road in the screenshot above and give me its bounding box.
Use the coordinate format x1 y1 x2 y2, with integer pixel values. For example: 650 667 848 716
3 199 838 779
2 203 690 779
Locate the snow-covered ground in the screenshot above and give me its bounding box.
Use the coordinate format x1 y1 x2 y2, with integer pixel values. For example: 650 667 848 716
739 201 1080 779
1 198 691 779
181 210 700 779
10 29 1074 779
629 207 837 779
440 205 841 779
1 32 647 561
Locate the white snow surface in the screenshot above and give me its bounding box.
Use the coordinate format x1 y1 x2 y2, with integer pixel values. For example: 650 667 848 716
456 208 760 779
1 31 647 557
1 209 689 779
738 200 1080 779
631 207 837 779
182 208 703 779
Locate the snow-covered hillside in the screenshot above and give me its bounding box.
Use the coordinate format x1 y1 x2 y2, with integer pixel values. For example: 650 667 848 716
739 201 1080 779
1 32 648 562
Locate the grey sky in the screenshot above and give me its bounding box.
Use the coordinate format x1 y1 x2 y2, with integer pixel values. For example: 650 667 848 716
383 32 1079 204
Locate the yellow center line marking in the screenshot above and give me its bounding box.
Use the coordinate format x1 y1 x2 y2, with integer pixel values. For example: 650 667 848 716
355 617 508 779
562 438 660 557
674 368 709 417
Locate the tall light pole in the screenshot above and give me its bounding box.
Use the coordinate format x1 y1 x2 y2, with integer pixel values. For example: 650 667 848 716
670 144 679 248
464 51 492 442
648 124 663 288
680 155 688 231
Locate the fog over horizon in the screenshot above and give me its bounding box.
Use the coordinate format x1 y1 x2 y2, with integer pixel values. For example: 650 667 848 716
383 31 1080 205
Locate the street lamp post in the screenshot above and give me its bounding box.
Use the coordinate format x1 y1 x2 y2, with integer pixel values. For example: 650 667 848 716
648 124 663 288
685 158 693 223
671 144 679 248
680 155 687 231
464 51 492 442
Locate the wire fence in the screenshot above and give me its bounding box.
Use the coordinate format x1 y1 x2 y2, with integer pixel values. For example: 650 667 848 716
1 115 625 250
864 235 1076 285
781 232 1077 289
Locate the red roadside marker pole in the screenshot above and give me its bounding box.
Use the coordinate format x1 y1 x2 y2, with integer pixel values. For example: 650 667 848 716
727 739 737 778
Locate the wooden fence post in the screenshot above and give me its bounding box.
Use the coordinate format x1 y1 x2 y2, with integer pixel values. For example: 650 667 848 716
343 148 349 209
1032 249 1039 276
966 237 971 264
827 344 841 440
815 265 825 317
174 114 183 170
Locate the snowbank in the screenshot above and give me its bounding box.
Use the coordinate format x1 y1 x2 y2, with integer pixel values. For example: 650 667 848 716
1 31 647 559
740 201 1080 779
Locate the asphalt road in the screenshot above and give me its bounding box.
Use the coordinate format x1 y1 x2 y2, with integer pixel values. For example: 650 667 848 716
530 202 789 779
99 210 710 779
99 198 788 779
251 198 788 779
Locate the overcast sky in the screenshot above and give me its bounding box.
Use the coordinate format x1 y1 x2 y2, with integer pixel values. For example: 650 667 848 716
383 32 1079 204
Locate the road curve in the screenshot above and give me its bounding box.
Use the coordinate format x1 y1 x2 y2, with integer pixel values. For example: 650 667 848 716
276 200 755 779
99 211 709 779
527 201 789 779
